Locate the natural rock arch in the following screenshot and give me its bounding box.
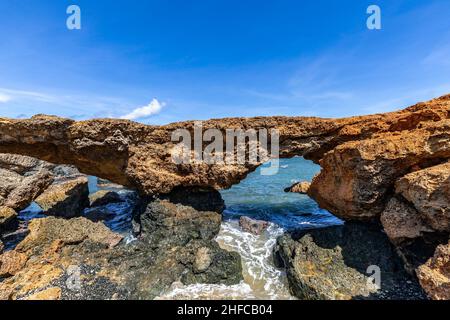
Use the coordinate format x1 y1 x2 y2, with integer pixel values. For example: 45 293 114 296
0 94 449 223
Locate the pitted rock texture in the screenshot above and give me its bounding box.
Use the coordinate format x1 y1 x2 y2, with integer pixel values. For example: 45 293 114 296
0 95 448 205
273 223 426 300
0 189 242 300
35 176 89 219
395 162 450 232
284 181 311 194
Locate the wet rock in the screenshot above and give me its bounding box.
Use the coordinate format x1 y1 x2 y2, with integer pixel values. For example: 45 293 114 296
89 190 123 207
274 223 425 300
417 241 450 300
0 239 4 253
381 197 432 245
0 206 17 232
239 216 269 235
0 250 28 277
284 181 311 194
35 176 90 218
396 162 450 232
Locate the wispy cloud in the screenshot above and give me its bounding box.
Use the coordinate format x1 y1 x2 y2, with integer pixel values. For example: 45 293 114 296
120 99 165 120
0 92 12 103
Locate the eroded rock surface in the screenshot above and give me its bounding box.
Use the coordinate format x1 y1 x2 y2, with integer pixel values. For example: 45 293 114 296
239 216 269 235
35 176 89 218
0 95 448 199
0 189 242 300
273 223 426 300
417 241 450 300
284 181 311 194
0 154 54 213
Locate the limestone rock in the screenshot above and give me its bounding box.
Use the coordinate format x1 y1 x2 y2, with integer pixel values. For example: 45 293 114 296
309 119 450 221
0 189 242 300
274 223 426 300
239 216 269 235
396 162 450 232
89 190 123 207
0 95 448 197
284 181 311 194
35 176 89 218
24 287 62 300
0 250 28 277
417 241 450 300
16 217 123 252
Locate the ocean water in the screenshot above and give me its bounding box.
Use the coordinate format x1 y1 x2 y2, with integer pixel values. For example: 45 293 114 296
159 157 342 300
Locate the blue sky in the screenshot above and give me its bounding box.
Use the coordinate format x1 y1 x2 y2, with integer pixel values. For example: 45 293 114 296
0 0 449 124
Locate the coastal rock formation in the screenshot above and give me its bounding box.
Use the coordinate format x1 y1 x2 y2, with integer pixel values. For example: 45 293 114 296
35 176 89 219
0 206 17 231
395 162 450 232
417 241 450 300
308 119 450 221
0 94 449 300
284 181 311 194
0 189 242 300
0 154 54 217
273 223 426 300
0 95 448 199
239 216 269 235
380 197 432 245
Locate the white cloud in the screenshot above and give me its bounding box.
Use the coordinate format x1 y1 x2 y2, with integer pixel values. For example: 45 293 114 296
0 93 12 103
120 99 165 120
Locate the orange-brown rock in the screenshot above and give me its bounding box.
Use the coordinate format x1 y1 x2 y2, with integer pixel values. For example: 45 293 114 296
284 181 311 194
0 154 54 212
0 250 28 277
24 287 62 301
0 95 448 199
396 162 450 232
417 241 450 300
0 206 17 231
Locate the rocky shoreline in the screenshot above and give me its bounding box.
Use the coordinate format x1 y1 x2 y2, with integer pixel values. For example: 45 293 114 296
1 95 450 300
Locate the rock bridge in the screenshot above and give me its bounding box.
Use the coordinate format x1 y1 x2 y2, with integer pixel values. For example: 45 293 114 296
0 94 449 222
0 94 449 300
